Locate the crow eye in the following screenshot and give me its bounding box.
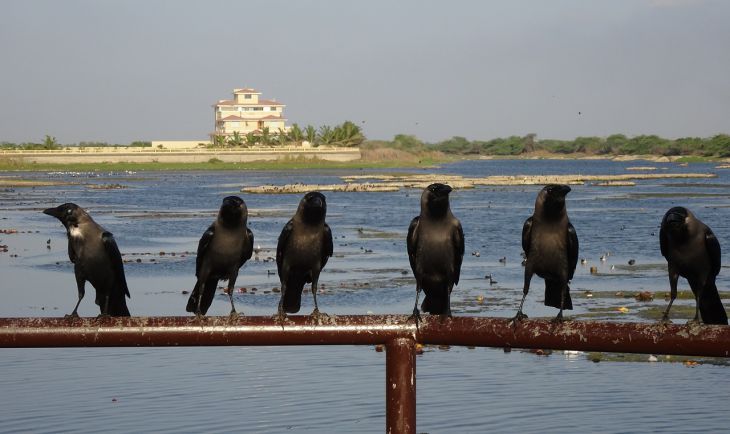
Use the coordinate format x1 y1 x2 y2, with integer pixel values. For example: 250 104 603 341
65 209 72 215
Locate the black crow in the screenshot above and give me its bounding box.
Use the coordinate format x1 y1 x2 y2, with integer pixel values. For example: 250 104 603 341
407 183 464 321
659 207 727 325
276 191 333 322
515 184 578 322
43 203 130 317
186 196 254 317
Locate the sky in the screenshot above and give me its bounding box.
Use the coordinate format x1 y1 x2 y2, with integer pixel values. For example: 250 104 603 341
1 0 729 144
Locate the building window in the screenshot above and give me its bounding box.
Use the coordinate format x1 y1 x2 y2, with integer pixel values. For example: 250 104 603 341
244 94 252 99
254 107 263 111
269 107 277 111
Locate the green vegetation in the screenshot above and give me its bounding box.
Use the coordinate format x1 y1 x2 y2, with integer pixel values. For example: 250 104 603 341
1 138 151 150
214 120 365 148
425 133 730 158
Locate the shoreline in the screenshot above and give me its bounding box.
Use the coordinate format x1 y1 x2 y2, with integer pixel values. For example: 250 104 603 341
0 148 728 172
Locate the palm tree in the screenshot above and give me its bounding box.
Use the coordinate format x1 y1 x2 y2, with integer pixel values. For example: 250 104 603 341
276 128 289 146
227 131 244 147
260 127 271 146
318 125 334 145
214 135 227 147
304 125 317 145
289 123 304 144
246 132 258 147
338 121 365 147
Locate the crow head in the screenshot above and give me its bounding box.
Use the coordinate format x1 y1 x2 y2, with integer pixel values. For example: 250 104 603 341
300 191 327 223
662 206 689 234
423 183 453 217
219 195 247 226
43 203 85 229
538 184 571 217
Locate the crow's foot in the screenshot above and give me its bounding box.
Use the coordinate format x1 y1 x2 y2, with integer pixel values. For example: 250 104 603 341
509 311 528 328
659 314 673 325
408 307 422 329
273 311 288 329
551 312 565 324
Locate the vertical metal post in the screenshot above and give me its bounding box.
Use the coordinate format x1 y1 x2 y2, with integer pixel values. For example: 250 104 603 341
386 337 416 434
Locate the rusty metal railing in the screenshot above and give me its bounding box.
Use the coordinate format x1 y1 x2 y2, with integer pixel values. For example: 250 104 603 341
1 315 729 434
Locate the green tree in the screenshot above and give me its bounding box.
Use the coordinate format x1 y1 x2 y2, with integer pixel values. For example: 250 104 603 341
317 125 334 145
260 127 271 145
434 136 470 153
573 136 604 154
333 121 365 146
276 128 290 146
246 132 259 147
43 135 59 149
289 123 304 143
708 134 730 157
304 125 317 144
227 131 244 147
606 134 628 153
522 133 537 153
213 135 227 147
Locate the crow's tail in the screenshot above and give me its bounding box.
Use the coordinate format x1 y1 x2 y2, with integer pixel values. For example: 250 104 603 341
699 281 728 325
107 291 130 317
186 277 218 315
544 279 572 310
282 278 305 314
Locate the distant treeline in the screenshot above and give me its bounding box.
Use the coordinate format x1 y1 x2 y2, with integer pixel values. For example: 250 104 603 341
1 136 151 150
366 133 730 158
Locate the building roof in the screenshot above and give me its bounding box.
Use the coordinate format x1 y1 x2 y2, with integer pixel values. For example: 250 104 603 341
218 115 287 122
258 99 285 106
233 88 260 94
214 99 286 107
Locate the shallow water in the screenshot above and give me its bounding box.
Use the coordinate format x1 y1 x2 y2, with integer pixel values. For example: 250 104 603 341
1 159 729 432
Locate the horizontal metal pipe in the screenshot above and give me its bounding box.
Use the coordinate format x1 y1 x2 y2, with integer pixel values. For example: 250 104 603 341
419 317 730 357
0 316 728 357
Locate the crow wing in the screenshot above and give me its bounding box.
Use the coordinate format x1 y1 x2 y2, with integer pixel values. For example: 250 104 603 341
567 222 579 280
659 221 669 258
406 216 420 274
321 223 333 269
239 227 254 268
66 234 77 264
102 232 130 298
452 220 465 285
196 225 215 278
521 216 533 256
276 220 294 277
706 228 721 277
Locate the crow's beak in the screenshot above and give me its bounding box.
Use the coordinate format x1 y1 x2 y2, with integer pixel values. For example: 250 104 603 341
43 207 60 218
665 212 685 226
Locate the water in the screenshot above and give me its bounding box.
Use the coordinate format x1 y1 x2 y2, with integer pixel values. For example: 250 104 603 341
1 159 730 432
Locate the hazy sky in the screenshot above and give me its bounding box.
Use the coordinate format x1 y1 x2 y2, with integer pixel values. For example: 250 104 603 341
1 0 729 144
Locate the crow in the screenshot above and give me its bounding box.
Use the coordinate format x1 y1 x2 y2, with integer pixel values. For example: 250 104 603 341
407 183 464 321
276 191 333 322
515 184 578 322
659 207 727 325
43 203 130 317
186 196 254 318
